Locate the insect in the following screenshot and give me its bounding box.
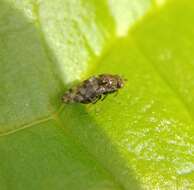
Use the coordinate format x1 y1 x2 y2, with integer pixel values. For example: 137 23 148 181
62 74 125 104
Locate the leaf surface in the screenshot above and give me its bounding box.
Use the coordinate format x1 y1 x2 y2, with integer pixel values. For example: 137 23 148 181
0 0 193 189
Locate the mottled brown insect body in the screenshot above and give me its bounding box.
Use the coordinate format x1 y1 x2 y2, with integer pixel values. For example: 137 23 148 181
62 74 124 104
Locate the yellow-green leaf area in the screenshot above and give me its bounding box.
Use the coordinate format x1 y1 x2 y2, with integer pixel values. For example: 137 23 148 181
0 0 193 190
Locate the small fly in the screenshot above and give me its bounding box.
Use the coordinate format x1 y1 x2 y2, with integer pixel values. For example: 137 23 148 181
62 74 125 104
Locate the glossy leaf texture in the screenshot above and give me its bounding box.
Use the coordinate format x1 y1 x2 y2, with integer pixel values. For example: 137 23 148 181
0 0 193 189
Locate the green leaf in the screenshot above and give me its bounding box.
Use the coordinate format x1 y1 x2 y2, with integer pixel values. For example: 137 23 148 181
0 0 194 189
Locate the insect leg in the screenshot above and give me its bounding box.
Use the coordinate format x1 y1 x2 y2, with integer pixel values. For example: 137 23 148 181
114 91 119 97
101 94 108 101
92 95 102 104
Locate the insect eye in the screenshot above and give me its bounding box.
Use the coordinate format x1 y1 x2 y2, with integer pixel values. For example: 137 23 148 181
117 82 122 88
100 79 108 84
